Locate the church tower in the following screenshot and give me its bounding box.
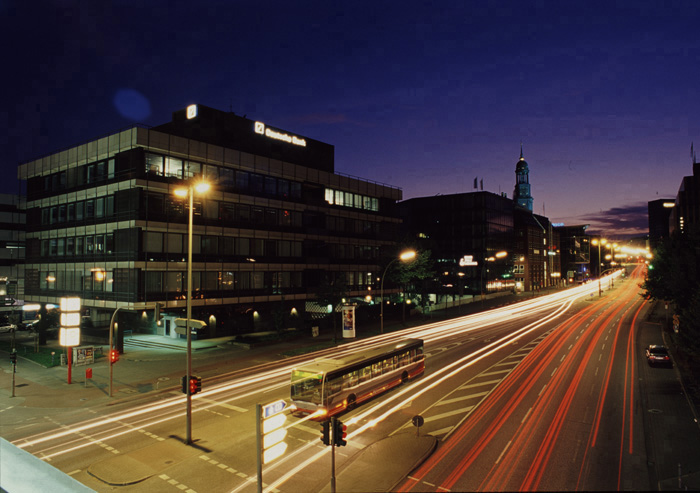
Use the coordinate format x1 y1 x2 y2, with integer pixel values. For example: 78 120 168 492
513 145 533 211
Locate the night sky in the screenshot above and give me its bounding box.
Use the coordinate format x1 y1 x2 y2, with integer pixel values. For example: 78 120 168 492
3 0 699 239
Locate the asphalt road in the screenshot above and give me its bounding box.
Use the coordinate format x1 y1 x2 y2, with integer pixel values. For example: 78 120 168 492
3 267 699 492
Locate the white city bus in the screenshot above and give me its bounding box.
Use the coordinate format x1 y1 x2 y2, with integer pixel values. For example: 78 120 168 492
290 338 424 420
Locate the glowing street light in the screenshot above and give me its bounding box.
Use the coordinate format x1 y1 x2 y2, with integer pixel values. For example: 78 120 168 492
173 179 210 445
380 250 416 334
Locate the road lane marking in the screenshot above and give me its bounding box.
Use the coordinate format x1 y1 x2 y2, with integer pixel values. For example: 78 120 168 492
196 396 248 413
424 407 474 423
480 368 512 377
496 440 513 464
459 379 501 390
428 426 454 436
437 391 489 406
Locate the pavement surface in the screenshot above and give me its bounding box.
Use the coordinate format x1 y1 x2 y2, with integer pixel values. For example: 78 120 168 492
2 288 699 492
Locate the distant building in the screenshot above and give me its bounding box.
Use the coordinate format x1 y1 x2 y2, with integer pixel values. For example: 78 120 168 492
513 146 533 212
513 209 561 291
397 191 515 296
669 160 700 236
555 225 591 283
0 194 25 316
18 104 402 337
648 198 676 248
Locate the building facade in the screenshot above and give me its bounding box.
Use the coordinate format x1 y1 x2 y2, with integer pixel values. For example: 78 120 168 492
0 194 26 318
397 191 516 296
669 160 700 236
648 198 676 249
18 105 402 337
513 209 561 291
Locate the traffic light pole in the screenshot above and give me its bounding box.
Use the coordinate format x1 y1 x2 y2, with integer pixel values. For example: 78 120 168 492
108 307 120 397
185 188 194 445
331 437 336 493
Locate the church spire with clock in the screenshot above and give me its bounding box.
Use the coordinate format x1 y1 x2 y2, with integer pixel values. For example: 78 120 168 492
513 144 533 211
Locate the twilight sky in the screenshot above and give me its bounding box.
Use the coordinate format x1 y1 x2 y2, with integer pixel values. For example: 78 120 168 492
2 0 698 239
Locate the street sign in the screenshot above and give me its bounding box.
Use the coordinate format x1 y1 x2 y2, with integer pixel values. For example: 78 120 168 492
174 318 207 329
174 318 207 335
262 399 287 419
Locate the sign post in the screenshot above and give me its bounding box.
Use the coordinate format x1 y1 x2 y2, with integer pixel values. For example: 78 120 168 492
59 298 81 384
257 399 288 493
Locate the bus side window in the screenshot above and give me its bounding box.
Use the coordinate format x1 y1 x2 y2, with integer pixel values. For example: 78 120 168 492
329 377 342 395
372 362 381 378
359 366 371 383
343 371 359 389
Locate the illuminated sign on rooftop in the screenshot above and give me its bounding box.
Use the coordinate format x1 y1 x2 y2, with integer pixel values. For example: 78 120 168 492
255 122 307 147
459 255 478 267
186 104 198 119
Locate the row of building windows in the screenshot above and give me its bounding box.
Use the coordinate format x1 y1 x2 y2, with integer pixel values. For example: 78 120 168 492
324 188 379 212
146 152 304 200
41 159 116 193
41 234 115 257
38 192 381 239
36 231 379 262
144 232 303 258
31 268 376 294
42 196 115 225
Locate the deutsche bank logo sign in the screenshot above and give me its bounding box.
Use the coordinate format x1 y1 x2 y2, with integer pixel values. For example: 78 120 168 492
254 121 306 147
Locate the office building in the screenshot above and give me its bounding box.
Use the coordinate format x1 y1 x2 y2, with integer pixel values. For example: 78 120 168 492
18 104 402 337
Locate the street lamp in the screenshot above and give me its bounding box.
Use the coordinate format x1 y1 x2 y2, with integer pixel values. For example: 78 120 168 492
174 179 210 445
380 250 416 334
591 238 607 279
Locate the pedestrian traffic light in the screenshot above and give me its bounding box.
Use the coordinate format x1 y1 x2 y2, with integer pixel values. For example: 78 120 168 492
333 419 347 447
189 376 202 395
320 420 330 446
109 349 119 364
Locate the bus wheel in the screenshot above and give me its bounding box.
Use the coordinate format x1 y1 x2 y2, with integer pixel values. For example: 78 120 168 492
347 394 357 410
401 371 409 384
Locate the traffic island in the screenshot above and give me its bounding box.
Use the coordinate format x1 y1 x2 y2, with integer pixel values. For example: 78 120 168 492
328 433 437 492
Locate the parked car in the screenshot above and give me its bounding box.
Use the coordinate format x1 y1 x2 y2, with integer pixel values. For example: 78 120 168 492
0 323 17 333
645 345 672 366
20 319 40 331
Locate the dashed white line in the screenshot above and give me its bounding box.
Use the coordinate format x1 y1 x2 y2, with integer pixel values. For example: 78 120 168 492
496 440 513 464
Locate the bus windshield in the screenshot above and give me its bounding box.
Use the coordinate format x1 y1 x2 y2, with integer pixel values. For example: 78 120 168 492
291 369 324 404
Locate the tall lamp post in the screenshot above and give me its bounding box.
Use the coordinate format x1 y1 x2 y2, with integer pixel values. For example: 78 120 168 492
591 238 607 296
174 180 210 445
591 238 607 279
380 250 416 334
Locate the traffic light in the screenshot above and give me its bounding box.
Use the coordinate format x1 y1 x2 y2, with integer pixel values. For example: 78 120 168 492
333 419 347 447
181 375 188 394
10 351 17 365
188 376 202 395
109 349 119 364
320 421 330 446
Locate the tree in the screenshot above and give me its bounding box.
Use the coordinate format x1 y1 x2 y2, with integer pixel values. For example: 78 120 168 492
34 304 59 346
388 249 435 322
313 273 348 344
642 227 700 349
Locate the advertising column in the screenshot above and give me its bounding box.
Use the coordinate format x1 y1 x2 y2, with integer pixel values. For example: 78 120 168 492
342 304 356 338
